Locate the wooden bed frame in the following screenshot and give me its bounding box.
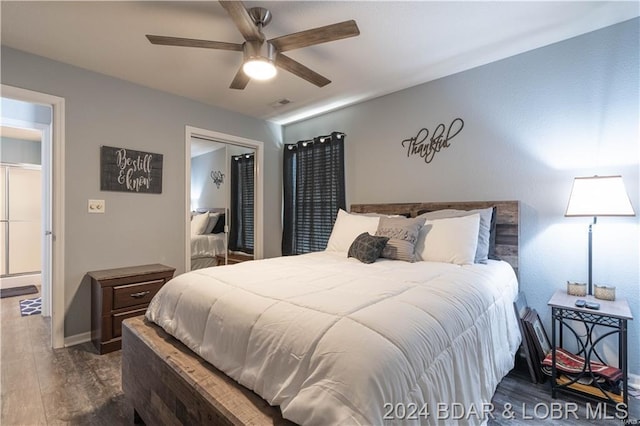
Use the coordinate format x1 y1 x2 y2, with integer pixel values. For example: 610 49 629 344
122 200 519 425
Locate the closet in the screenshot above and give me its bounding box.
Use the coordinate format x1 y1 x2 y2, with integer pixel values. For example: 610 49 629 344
189 137 256 270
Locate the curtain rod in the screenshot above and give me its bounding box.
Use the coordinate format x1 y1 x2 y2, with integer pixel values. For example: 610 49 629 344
232 153 255 160
286 132 345 148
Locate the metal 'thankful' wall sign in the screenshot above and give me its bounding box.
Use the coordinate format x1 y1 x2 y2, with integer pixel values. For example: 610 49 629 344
100 146 163 193
401 118 464 164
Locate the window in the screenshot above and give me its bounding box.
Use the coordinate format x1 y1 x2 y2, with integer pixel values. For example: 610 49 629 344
229 153 254 254
282 132 346 255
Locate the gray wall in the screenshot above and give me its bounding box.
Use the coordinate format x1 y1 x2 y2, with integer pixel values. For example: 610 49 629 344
285 19 640 375
191 148 227 210
1 46 283 337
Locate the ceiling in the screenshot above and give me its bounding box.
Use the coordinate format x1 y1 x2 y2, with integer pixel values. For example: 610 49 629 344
1 2 638 125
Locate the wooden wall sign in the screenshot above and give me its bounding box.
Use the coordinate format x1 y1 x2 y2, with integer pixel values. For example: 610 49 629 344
100 146 163 194
401 118 464 164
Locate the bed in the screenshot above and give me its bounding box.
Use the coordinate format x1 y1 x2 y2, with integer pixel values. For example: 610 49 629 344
191 208 226 270
123 200 520 425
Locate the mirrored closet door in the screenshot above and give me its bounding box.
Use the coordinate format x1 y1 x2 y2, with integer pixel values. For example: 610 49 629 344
189 137 255 270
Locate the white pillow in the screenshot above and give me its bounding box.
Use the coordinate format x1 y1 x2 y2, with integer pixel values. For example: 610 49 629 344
190 212 210 236
415 214 480 265
204 212 221 234
326 209 380 253
418 207 494 264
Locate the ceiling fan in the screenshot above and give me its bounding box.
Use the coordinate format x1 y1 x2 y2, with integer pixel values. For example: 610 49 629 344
146 1 360 90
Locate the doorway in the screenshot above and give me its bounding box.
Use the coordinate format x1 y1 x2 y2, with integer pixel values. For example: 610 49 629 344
1 85 66 349
185 126 264 271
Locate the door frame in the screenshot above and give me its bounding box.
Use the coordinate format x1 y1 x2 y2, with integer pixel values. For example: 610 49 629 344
185 126 264 271
1 134 47 313
2 84 66 348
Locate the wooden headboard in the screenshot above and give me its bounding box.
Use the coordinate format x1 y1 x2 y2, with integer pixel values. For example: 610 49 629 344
350 201 519 274
194 207 226 214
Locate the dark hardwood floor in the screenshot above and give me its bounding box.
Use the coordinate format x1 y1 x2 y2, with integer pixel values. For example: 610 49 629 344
1 289 638 425
1 289 126 425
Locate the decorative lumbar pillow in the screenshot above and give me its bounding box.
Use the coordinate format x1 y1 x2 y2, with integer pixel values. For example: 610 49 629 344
418 207 495 263
204 212 221 234
326 209 380 253
415 214 480 265
348 232 389 264
190 212 210 235
375 216 426 262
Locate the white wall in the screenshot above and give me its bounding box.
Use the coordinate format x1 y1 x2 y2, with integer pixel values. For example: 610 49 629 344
1 46 283 337
285 19 640 375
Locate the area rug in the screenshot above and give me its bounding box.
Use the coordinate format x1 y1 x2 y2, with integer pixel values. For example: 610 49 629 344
0 285 38 299
19 297 42 317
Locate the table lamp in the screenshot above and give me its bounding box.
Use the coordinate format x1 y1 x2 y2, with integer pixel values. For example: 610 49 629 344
565 175 635 295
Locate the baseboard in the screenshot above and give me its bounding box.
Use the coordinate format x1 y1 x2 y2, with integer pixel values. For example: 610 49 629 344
629 373 640 389
64 331 91 347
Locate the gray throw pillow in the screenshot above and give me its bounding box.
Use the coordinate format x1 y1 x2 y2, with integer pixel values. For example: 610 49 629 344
348 232 389 264
375 217 426 262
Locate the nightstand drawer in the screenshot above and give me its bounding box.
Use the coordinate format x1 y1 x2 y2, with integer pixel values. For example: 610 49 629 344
90 264 175 354
112 308 147 338
113 279 164 310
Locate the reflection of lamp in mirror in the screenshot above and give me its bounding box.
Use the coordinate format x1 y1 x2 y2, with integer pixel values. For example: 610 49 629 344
565 175 635 295
210 170 225 189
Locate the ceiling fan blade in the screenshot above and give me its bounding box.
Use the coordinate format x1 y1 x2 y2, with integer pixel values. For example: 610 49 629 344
229 66 250 90
270 20 360 52
276 53 331 88
146 35 242 51
219 1 264 42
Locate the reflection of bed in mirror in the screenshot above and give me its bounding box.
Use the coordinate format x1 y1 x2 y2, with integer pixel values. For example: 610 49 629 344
190 207 226 270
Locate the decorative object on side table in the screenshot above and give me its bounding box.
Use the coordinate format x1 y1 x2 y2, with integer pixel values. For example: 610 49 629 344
594 284 616 301
566 281 587 297
565 175 635 295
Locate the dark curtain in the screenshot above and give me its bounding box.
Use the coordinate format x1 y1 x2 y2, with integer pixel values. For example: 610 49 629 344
282 131 346 255
229 153 254 254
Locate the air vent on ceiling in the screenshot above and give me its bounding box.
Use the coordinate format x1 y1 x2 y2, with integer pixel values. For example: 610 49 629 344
270 98 292 108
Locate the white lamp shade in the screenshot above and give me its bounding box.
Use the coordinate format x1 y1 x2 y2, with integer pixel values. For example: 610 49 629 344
565 175 635 217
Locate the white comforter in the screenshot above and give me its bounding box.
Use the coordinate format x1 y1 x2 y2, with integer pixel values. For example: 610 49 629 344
190 233 225 258
146 251 520 425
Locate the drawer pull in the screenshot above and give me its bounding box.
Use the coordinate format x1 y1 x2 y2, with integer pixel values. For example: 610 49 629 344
130 291 151 298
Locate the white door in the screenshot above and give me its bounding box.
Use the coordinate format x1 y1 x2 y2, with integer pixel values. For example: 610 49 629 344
0 166 6 276
7 167 42 274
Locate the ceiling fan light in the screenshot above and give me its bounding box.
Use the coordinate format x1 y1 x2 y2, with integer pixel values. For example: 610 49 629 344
243 58 277 80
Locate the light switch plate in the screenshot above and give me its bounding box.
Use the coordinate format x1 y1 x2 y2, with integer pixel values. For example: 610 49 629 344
88 199 105 213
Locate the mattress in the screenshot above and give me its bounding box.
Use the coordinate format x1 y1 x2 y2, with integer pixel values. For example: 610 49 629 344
146 251 520 425
190 233 225 259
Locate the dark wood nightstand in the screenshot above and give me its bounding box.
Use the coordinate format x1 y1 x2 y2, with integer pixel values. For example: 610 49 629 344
215 252 254 265
548 290 632 411
89 264 175 354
